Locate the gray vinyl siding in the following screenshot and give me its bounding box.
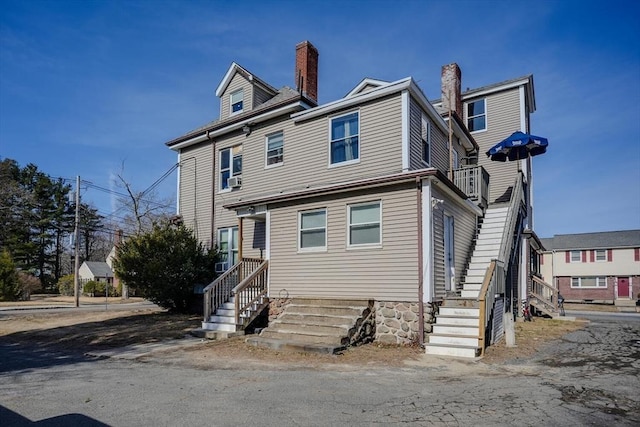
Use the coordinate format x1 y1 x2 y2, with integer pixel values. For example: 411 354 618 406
431 186 478 299
409 97 467 175
219 73 253 119
465 87 522 203
253 86 274 108
179 142 214 247
213 94 404 205
268 185 419 302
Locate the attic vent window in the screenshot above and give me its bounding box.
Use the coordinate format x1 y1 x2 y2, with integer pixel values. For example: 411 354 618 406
230 89 243 115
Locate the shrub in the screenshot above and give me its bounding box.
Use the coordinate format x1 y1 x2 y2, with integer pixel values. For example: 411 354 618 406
112 223 217 313
57 274 75 296
0 249 21 301
17 271 40 300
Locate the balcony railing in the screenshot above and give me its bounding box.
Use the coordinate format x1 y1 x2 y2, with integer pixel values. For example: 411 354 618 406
453 165 489 209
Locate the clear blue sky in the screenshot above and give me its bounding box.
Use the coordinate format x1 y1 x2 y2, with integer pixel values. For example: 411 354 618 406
1 0 639 238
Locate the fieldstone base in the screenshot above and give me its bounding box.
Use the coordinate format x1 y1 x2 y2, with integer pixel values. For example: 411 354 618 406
268 297 291 323
374 301 437 344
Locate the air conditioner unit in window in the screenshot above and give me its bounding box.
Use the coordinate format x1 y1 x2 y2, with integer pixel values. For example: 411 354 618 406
215 262 228 273
228 176 242 188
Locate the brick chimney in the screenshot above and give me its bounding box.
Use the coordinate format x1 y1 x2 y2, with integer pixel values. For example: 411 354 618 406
295 41 319 104
441 63 462 118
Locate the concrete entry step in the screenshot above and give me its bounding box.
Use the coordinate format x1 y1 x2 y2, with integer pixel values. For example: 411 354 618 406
246 336 346 355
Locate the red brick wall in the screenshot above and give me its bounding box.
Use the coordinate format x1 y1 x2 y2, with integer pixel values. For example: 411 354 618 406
558 276 615 303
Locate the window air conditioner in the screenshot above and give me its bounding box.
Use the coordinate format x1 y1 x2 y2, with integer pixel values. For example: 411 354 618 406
228 176 242 188
215 262 228 273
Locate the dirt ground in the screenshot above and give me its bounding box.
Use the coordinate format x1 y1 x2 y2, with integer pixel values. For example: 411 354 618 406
0 301 589 367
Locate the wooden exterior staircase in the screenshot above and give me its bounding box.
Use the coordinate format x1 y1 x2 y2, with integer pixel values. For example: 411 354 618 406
198 258 269 336
529 275 563 317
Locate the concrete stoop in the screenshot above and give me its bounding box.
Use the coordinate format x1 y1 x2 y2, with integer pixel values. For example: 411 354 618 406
246 298 373 354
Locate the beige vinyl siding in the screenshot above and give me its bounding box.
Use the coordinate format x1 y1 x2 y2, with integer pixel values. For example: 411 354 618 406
220 73 253 118
431 186 478 299
253 86 274 108
213 94 404 205
268 185 419 301
409 97 466 175
466 87 522 203
179 142 214 247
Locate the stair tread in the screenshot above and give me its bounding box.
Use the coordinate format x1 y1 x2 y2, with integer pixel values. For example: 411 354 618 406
424 342 480 349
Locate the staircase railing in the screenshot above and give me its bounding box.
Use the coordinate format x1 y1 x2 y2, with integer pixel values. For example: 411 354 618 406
202 257 264 322
477 259 505 355
530 275 559 317
453 165 490 209
233 259 269 327
497 173 524 264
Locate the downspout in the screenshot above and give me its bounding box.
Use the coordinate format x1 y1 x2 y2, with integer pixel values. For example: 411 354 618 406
417 177 424 346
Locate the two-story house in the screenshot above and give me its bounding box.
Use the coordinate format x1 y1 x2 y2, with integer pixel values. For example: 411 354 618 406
165 41 544 358
540 230 640 306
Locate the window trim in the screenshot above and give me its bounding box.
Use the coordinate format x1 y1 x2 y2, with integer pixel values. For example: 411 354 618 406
571 276 607 288
298 208 327 252
466 98 487 133
328 110 360 168
216 226 239 272
230 89 244 116
421 114 431 167
569 250 581 263
265 131 284 169
595 249 607 262
219 145 243 192
347 200 382 249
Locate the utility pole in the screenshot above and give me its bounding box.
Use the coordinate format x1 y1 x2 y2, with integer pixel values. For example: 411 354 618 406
73 176 80 308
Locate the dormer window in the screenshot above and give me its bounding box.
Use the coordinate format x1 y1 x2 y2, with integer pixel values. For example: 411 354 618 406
230 89 244 115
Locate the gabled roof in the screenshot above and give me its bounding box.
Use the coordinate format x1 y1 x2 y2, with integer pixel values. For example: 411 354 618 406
215 62 278 97
83 261 114 278
345 78 390 97
540 230 640 251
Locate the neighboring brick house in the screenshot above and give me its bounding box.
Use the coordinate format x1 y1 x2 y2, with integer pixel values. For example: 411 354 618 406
540 230 640 305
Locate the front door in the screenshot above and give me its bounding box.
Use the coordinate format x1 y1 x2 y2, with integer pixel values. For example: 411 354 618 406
444 214 455 292
617 277 630 299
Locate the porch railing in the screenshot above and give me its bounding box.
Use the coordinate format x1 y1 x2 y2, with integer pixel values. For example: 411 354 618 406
453 165 489 209
202 257 264 322
497 173 524 264
530 275 559 317
233 260 269 327
477 259 505 355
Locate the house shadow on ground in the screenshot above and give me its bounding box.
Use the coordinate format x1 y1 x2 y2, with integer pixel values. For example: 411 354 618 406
0 405 109 427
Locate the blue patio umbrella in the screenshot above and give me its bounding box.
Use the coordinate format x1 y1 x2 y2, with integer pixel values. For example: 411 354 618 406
486 131 549 162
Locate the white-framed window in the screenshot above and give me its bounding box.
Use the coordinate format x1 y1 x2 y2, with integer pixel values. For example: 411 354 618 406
570 250 581 263
216 227 239 272
595 249 607 262
330 111 359 165
299 209 327 251
452 147 459 170
421 114 430 165
348 201 381 247
266 131 284 167
571 277 607 288
230 89 243 115
220 145 243 191
466 99 486 132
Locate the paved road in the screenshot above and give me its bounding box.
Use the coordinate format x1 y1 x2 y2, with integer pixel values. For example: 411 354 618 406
1 312 638 426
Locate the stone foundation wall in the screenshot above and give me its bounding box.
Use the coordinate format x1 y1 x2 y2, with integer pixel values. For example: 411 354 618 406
374 301 438 344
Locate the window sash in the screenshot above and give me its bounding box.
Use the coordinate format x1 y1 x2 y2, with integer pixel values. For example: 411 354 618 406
571 277 607 288
570 250 581 262
349 202 381 246
466 99 486 132
330 112 359 164
266 132 284 166
595 249 607 261
230 90 243 113
299 210 326 250
220 146 242 190
218 227 239 267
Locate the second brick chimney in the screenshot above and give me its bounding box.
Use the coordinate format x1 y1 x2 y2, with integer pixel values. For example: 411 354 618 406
295 41 319 104
441 63 463 118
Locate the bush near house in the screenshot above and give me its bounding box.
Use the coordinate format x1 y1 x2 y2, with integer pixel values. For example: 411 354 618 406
112 223 217 313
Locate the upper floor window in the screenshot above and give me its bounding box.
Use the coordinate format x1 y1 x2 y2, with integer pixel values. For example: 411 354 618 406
230 89 243 115
299 209 327 251
466 99 486 132
421 115 430 165
595 249 607 262
348 201 381 247
570 250 581 262
220 145 242 191
330 112 359 165
266 131 284 167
